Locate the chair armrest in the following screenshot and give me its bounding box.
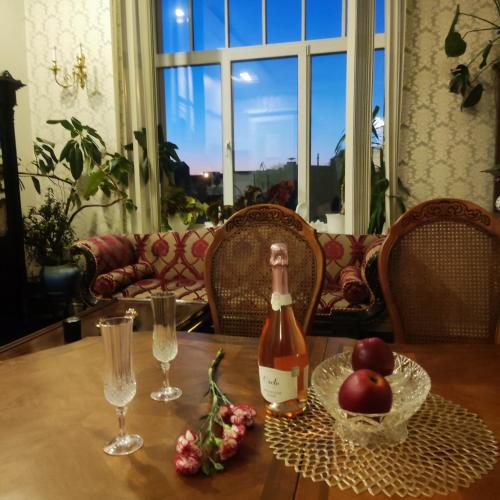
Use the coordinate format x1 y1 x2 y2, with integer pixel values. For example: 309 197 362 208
71 235 136 305
360 237 385 304
93 262 155 298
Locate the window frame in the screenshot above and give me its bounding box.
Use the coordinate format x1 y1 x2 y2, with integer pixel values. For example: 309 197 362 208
153 0 386 222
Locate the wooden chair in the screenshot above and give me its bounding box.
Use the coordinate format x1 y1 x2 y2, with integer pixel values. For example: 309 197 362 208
205 204 325 337
378 198 500 344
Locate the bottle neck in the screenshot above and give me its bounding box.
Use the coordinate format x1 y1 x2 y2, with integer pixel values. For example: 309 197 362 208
272 264 289 295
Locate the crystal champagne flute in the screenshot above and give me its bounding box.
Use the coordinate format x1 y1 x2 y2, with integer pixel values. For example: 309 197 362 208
150 291 182 401
99 316 143 455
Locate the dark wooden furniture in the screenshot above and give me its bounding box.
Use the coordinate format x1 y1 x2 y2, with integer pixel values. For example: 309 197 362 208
205 204 325 337
0 299 208 361
0 331 498 499
0 71 27 343
378 198 500 344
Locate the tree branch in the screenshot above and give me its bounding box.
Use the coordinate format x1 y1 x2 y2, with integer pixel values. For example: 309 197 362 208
18 171 73 186
462 27 498 39
460 12 500 28
68 196 126 225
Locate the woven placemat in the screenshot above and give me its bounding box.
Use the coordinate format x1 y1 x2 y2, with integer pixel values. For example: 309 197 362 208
265 389 498 497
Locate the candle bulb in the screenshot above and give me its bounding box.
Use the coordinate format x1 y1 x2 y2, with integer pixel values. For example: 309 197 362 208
52 46 57 62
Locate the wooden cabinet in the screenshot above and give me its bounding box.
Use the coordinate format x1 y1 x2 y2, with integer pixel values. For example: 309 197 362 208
0 71 27 344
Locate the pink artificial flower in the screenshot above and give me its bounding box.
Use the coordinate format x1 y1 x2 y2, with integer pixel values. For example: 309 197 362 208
223 424 246 443
218 404 232 423
175 429 202 459
219 403 257 427
218 437 239 461
229 404 257 427
174 453 202 475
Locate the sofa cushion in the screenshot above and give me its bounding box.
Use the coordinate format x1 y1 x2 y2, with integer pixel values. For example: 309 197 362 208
132 229 215 282
121 278 207 302
317 233 381 290
339 265 370 305
317 287 372 315
93 262 155 298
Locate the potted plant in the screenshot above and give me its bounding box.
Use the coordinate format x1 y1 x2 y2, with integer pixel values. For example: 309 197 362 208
161 185 207 231
332 106 409 234
20 117 135 294
23 189 78 295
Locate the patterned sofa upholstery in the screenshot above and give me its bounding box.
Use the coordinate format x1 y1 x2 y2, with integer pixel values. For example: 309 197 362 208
72 229 385 318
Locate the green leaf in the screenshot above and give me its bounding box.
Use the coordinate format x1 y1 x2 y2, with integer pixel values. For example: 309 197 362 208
462 83 483 108
201 461 212 476
47 119 74 132
83 170 106 199
124 198 137 212
133 128 148 150
479 42 492 69
41 144 58 163
140 157 150 184
100 182 112 197
69 144 84 180
82 138 102 166
85 126 106 148
208 457 224 472
449 64 470 96
445 31 467 57
70 117 83 131
60 140 75 162
31 176 41 194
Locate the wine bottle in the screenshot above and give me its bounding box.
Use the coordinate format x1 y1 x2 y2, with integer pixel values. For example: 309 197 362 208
258 242 309 417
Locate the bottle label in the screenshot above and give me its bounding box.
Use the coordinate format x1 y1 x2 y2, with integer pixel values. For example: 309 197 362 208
259 365 307 403
271 293 293 311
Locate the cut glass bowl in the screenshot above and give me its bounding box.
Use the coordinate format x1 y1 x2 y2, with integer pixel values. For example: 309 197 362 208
311 352 431 447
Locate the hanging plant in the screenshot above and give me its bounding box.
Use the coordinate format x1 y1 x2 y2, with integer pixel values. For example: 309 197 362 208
444 3 500 109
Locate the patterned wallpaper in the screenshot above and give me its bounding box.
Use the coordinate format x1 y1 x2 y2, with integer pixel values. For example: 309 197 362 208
23 0 124 235
400 0 497 211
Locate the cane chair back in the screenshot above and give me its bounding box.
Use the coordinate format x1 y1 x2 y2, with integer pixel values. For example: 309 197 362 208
378 199 500 344
205 204 325 337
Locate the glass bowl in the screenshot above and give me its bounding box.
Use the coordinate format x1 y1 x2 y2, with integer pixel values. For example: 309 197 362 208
311 352 431 447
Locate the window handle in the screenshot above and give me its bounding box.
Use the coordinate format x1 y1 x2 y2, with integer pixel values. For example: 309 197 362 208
225 141 232 157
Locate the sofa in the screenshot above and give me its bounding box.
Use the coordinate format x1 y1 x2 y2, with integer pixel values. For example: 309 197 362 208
72 228 385 323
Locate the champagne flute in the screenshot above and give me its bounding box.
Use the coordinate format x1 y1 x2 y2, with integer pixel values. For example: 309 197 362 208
99 316 143 455
150 291 182 401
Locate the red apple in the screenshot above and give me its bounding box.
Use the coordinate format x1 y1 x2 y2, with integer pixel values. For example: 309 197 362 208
351 337 395 376
338 369 392 414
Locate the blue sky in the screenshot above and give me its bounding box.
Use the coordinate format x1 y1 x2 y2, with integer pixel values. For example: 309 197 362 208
162 0 385 174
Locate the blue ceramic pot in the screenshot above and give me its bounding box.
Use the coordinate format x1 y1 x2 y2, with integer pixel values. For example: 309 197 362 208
42 264 80 297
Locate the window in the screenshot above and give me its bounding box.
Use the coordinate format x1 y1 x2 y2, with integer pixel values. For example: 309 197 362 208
232 57 298 208
162 65 223 205
309 53 347 221
156 0 386 223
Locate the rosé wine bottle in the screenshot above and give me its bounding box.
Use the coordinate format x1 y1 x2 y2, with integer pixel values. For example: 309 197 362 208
258 243 309 417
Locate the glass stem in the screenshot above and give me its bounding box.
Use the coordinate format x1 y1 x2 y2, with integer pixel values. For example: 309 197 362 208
161 361 171 389
116 406 127 437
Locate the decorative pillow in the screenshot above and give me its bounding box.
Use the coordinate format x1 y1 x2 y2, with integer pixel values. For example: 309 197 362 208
339 265 370 305
93 261 155 298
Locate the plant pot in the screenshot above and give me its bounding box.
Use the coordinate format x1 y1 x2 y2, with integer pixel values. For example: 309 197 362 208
42 263 80 297
168 214 188 233
326 213 345 234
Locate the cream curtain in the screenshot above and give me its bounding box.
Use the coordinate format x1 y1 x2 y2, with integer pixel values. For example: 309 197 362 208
384 0 407 226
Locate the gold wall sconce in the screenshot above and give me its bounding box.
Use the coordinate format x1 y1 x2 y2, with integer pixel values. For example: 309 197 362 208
49 44 87 89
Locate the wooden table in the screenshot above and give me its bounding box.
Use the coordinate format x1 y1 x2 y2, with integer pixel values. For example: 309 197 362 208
0 332 498 499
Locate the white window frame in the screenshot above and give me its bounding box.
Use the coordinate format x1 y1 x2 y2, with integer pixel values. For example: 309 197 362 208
149 0 385 228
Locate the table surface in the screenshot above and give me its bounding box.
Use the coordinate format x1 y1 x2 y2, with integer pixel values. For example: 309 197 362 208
0 329 498 500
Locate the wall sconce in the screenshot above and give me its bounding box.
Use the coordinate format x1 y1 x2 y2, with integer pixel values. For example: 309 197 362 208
49 44 87 90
